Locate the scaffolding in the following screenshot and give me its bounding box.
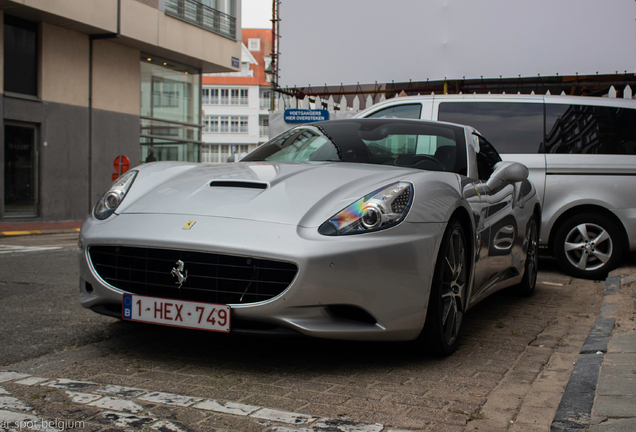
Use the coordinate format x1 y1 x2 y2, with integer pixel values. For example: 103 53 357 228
269 0 280 111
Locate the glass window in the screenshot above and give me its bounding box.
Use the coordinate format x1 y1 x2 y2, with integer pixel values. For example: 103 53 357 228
203 115 219 132
201 144 219 163
230 116 239 132
4 15 38 96
230 89 239 105
545 104 636 155
220 144 230 162
141 58 200 125
152 78 180 107
243 119 467 173
202 88 219 105
475 136 502 180
240 89 249 105
367 103 422 119
140 55 201 162
220 89 229 104
248 38 260 51
439 102 543 154
239 116 249 133
210 88 219 104
220 116 229 132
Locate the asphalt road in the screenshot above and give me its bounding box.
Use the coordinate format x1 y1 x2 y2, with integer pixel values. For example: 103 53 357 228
0 234 132 366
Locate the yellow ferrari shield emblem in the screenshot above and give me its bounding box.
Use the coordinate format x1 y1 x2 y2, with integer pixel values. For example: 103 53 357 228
182 221 196 230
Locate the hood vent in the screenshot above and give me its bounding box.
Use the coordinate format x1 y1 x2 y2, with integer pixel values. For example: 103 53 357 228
209 180 268 190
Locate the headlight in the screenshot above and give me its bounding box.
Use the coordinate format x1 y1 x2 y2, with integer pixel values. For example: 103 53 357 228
93 170 137 220
318 182 413 236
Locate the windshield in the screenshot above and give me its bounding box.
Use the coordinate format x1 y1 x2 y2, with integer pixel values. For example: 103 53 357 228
242 119 467 174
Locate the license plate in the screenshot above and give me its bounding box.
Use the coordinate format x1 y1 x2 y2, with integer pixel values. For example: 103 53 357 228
122 294 230 333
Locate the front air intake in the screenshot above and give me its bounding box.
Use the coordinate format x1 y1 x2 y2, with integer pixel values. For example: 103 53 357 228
88 246 297 305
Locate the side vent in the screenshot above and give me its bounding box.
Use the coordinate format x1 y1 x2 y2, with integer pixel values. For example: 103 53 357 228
328 305 377 325
209 181 268 190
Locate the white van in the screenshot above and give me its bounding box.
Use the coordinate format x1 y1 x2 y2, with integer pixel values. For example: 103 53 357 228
357 94 636 279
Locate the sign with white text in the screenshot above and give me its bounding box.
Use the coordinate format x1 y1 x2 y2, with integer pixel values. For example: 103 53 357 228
284 109 329 123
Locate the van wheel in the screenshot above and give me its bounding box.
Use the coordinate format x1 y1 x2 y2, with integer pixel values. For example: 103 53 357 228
420 219 467 356
554 213 623 280
516 217 538 296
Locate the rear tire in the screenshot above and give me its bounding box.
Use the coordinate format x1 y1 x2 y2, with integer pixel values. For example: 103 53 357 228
420 218 468 356
554 213 623 280
516 217 538 297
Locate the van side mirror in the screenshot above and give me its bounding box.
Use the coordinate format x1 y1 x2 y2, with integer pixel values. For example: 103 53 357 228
486 161 528 190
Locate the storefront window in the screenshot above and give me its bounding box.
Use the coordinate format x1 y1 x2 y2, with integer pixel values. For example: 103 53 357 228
140 55 201 162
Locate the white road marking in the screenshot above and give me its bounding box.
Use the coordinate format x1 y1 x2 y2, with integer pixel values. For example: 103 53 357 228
0 246 62 254
194 399 260 416
271 427 313 432
102 412 155 428
251 408 318 425
138 391 202 407
0 372 30 383
314 419 385 432
0 397 32 412
0 372 414 431
65 391 102 404
15 377 49 386
151 420 192 432
88 396 143 413
45 379 97 390
96 384 147 398
0 410 60 432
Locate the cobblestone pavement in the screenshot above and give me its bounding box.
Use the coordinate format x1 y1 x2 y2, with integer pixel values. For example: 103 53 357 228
0 258 604 432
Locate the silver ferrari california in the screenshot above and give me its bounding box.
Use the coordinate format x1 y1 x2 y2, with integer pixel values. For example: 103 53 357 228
79 118 541 355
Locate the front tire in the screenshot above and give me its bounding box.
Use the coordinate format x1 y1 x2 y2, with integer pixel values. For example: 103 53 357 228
554 213 623 280
516 217 539 296
420 218 468 356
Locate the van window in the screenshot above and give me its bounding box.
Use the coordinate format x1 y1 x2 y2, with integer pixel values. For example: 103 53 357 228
438 102 543 154
545 104 636 155
367 103 422 119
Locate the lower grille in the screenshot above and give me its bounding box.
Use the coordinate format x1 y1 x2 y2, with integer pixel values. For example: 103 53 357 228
88 246 298 305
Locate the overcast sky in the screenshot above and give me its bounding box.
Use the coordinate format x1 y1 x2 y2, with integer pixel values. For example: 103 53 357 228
275 0 635 87
241 0 636 87
241 0 271 28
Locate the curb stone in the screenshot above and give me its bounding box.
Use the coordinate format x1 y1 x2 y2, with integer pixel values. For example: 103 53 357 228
550 275 621 431
0 228 80 238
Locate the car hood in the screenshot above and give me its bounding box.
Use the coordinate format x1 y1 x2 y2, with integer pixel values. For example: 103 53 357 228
119 161 424 227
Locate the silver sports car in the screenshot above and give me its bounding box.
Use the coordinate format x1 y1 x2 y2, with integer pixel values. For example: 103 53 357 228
79 118 541 355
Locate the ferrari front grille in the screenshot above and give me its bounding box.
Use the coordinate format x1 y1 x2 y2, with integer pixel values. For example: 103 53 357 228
88 246 298 305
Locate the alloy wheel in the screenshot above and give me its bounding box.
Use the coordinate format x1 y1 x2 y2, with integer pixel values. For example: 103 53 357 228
440 228 467 345
563 223 613 272
526 219 538 287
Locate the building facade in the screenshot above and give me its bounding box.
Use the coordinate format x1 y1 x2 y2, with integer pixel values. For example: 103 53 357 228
1 0 242 222
201 28 272 163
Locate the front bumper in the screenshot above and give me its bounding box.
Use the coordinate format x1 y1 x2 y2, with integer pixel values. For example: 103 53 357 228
79 213 445 341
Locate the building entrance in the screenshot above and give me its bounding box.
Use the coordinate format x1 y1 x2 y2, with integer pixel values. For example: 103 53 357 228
4 124 37 217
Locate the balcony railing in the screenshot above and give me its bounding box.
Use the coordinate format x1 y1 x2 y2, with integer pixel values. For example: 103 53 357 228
165 0 236 40
259 125 269 137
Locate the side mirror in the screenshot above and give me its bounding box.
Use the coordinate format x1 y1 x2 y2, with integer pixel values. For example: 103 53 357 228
486 161 528 190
